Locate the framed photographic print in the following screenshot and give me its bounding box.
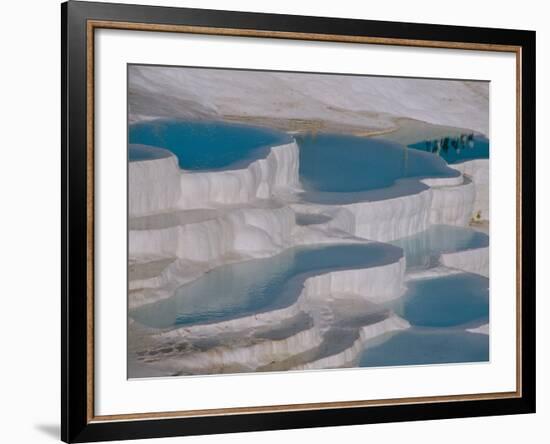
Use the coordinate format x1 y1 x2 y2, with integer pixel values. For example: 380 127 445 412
61 1 536 442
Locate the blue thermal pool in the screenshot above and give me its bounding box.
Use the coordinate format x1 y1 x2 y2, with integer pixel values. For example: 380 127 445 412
391 225 489 270
130 243 402 329
359 328 489 367
408 134 489 164
128 119 292 171
359 271 489 368
296 133 460 204
390 272 489 328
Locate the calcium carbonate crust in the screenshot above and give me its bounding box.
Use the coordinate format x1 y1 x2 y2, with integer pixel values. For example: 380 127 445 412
128 132 490 376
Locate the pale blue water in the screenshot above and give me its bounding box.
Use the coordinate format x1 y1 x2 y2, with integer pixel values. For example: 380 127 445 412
297 133 459 194
130 243 402 329
359 272 489 367
391 225 489 270
390 273 489 328
409 134 489 164
128 119 292 170
295 133 460 204
359 329 489 367
128 144 173 162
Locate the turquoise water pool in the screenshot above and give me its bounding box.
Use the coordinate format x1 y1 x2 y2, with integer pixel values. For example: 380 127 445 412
359 271 489 367
391 273 489 328
408 134 489 164
129 119 292 170
130 243 402 329
297 133 459 193
391 225 489 270
296 133 460 204
359 328 489 367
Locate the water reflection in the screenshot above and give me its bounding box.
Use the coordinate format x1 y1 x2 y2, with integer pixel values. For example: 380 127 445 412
408 133 489 164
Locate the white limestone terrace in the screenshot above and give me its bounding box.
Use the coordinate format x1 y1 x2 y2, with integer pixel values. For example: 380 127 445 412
130 146 300 217
441 247 489 278
286 175 475 243
128 236 411 376
394 224 489 279
129 126 484 254
129 122 300 217
450 159 489 221
129 145 182 217
129 140 484 262
127 68 489 377
129 248 410 376
128 127 489 376
376 120 489 222
128 139 489 374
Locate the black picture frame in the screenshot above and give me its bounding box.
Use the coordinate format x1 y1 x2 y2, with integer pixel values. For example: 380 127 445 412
62 1 536 442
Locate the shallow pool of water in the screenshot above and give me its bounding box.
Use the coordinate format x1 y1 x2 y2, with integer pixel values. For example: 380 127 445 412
129 119 292 171
408 134 489 164
390 273 489 328
391 225 489 270
297 133 459 193
130 243 402 329
359 328 489 367
296 133 460 204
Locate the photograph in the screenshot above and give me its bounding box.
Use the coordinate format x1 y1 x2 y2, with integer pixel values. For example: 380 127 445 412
0 0 541 442
126 65 490 378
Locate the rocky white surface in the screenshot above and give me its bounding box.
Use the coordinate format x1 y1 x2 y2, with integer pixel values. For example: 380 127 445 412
451 159 490 221
129 66 489 135
129 154 181 217
467 323 490 335
302 258 406 304
129 205 295 262
130 140 299 218
290 176 475 243
178 141 299 208
441 247 490 277
292 315 410 371
151 324 325 375
405 266 464 281
429 177 476 226
332 188 433 242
